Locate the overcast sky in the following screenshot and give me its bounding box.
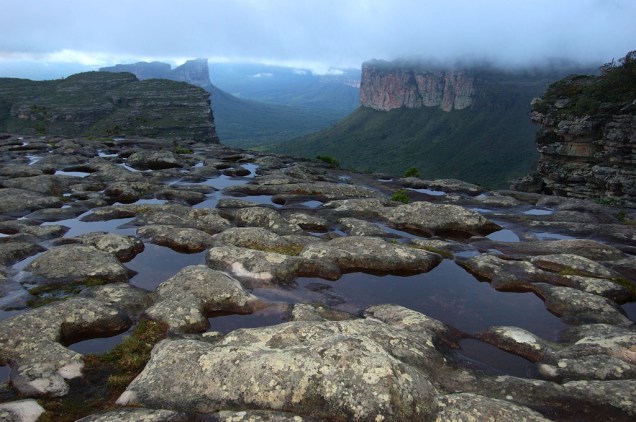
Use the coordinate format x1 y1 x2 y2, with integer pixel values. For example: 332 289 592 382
1 0 635 74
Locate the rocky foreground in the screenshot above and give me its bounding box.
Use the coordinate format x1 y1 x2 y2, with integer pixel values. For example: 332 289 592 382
0 134 634 421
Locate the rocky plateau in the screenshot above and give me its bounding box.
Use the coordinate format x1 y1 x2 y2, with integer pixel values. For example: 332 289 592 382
0 133 634 421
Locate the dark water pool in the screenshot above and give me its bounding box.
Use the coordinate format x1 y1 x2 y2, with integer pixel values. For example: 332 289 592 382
456 338 539 378
208 305 289 334
254 260 567 340
127 244 206 291
43 214 136 238
68 331 129 355
0 366 9 384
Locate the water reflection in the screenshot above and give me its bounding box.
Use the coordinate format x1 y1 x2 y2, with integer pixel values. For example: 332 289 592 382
127 244 206 291
259 260 566 340
456 339 538 378
68 331 129 355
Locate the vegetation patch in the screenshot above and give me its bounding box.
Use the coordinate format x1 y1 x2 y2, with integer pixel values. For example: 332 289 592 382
37 319 168 421
316 155 340 167
404 166 420 178
173 141 193 154
391 189 411 204
248 243 305 256
408 244 453 259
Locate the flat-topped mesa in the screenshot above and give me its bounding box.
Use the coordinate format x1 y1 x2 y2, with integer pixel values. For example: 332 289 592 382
514 51 636 205
0 71 219 142
359 60 475 111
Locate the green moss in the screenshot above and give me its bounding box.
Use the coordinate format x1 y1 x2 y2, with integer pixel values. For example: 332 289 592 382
391 189 411 204
173 141 193 154
613 278 636 298
248 243 305 256
408 244 453 259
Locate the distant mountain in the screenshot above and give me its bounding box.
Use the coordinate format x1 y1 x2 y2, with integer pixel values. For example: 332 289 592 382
0 71 217 141
207 62 360 112
101 60 345 147
272 60 598 189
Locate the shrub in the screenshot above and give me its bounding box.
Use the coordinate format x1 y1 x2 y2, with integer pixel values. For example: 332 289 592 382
404 167 420 178
316 155 340 167
391 189 410 204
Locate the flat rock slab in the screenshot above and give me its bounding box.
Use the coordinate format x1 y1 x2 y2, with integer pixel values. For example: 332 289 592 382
381 201 500 237
433 393 550 421
118 318 441 421
233 207 304 235
0 188 63 217
137 225 214 253
146 266 257 333
0 297 129 396
0 399 45 422
23 244 129 285
127 150 184 170
77 232 144 262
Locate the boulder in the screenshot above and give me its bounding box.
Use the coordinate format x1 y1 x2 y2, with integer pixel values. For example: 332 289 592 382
77 232 144 262
137 225 214 253
0 298 129 396
75 408 187 422
127 150 184 170
118 318 442 420
145 266 257 332
23 245 129 286
0 188 63 217
233 207 304 235
381 202 500 237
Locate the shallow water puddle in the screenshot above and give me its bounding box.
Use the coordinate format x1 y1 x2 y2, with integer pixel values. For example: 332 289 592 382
408 188 446 196
241 163 258 178
208 305 289 334
300 200 323 208
68 331 129 355
0 309 23 322
114 198 167 206
456 339 538 378
0 365 9 384
523 208 553 216
283 260 566 340
44 214 136 238
54 170 91 178
623 302 636 322
127 244 206 291
487 229 520 242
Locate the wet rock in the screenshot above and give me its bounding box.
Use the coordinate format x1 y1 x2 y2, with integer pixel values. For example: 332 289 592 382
0 241 45 267
300 236 442 277
77 232 144 262
409 238 472 256
339 217 386 237
80 205 138 221
402 178 485 195
482 239 625 261
286 213 329 232
23 245 129 286
530 254 615 279
458 254 554 291
137 225 214 253
539 355 636 382
0 399 45 422
104 181 157 203
23 207 81 222
433 393 550 422
0 165 43 178
363 304 451 340
476 326 553 362
145 266 257 333
0 221 68 240
127 150 184 170
560 275 632 302
233 207 304 235
156 188 206 205
212 227 319 252
79 283 153 321
76 408 187 422
208 410 318 422
118 318 441 420
226 181 382 201
382 202 500 237
0 298 129 396
535 285 632 326
290 303 356 322
185 208 232 234
471 193 522 208
206 245 307 285
0 279 33 310
324 198 393 219
0 175 66 196
562 379 636 417
0 188 63 217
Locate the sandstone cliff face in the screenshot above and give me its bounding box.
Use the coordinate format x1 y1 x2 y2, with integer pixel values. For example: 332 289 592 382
0 72 219 142
516 65 636 206
359 61 475 111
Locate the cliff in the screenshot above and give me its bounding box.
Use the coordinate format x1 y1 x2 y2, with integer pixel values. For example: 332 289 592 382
360 61 474 111
513 52 636 206
0 71 219 142
101 58 213 91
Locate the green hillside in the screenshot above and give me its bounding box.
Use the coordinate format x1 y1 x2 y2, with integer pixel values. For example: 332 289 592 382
271 105 538 188
208 85 344 148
